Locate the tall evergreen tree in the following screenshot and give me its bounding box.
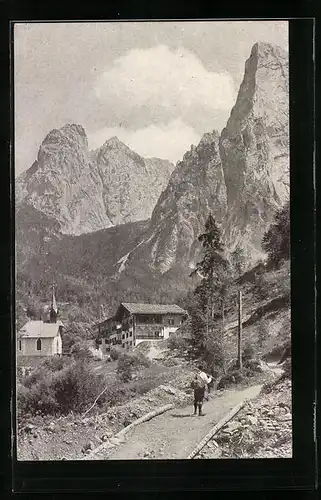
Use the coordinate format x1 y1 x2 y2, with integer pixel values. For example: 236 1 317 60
262 201 290 265
190 214 229 359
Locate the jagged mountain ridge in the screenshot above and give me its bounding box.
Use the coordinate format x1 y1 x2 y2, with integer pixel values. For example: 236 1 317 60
220 42 289 258
114 41 289 274
16 41 290 319
16 126 174 235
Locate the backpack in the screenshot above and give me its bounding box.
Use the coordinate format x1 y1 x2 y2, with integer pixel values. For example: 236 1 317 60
191 374 206 390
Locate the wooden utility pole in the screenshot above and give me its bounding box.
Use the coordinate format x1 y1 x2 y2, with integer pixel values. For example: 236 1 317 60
206 297 209 337
238 290 243 371
221 299 225 333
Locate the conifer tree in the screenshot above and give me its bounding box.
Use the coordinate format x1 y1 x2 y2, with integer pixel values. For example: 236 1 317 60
262 201 290 265
190 213 228 359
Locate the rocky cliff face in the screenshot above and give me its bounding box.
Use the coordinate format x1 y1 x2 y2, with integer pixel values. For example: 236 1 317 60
16 126 174 235
220 42 289 259
121 131 228 274
92 138 173 226
116 42 289 274
16 41 289 287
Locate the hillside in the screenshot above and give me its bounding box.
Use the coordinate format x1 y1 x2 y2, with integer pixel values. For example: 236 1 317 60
16 257 291 461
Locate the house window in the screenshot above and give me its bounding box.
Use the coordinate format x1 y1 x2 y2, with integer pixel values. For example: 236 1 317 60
19 340 22 351
130 331 132 336
36 338 42 351
168 318 174 325
155 331 159 338
126 332 128 338
122 344 125 348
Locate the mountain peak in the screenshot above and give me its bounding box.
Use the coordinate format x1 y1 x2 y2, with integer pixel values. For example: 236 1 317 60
41 124 88 151
102 136 129 150
250 41 288 62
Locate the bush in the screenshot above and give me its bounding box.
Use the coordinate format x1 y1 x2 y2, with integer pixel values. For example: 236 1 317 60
17 359 114 417
52 361 104 413
18 376 59 418
202 331 226 378
167 334 188 351
41 356 69 372
257 318 269 347
117 352 151 383
242 344 255 362
70 342 93 360
110 347 121 361
217 370 245 389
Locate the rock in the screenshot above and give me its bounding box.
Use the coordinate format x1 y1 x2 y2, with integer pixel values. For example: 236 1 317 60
279 413 292 421
16 125 174 235
101 431 113 441
109 437 121 446
210 447 222 459
24 424 34 433
81 441 94 454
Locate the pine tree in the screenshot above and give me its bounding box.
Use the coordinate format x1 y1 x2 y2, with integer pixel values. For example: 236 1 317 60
190 214 229 359
231 245 246 277
262 201 290 265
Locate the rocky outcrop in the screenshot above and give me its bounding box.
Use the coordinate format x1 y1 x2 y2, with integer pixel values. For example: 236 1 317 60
200 377 292 459
118 42 289 274
92 137 173 226
117 131 227 274
16 124 113 235
220 42 289 258
16 127 174 235
16 42 289 282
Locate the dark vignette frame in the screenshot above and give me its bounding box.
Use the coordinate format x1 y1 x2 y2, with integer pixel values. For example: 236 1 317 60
0 2 316 495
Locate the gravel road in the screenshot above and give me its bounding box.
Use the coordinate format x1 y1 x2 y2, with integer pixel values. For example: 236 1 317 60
96 384 263 460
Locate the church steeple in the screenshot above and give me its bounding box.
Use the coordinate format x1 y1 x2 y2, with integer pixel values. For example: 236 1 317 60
49 284 58 323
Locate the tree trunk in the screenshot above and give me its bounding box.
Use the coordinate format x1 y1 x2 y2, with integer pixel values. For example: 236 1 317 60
221 299 225 332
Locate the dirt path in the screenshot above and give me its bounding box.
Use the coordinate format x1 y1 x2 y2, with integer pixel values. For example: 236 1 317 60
96 384 262 460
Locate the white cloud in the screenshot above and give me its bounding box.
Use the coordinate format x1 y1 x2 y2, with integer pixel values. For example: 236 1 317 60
93 45 236 121
88 118 201 164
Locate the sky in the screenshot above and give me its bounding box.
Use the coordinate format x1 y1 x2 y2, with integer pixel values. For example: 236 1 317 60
14 21 288 176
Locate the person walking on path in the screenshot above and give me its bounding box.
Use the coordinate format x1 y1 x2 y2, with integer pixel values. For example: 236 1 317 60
191 365 213 416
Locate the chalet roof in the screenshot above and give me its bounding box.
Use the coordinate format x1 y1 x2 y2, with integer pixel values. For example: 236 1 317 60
18 320 63 339
120 303 187 315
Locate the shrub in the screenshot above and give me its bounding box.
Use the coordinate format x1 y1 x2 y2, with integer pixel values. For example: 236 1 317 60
41 356 69 372
18 376 59 417
257 318 269 347
202 331 226 378
242 344 255 362
110 347 121 361
18 359 114 417
217 370 245 389
117 352 151 382
70 342 93 359
22 367 48 389
52 360 105 414
167 333 187 351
